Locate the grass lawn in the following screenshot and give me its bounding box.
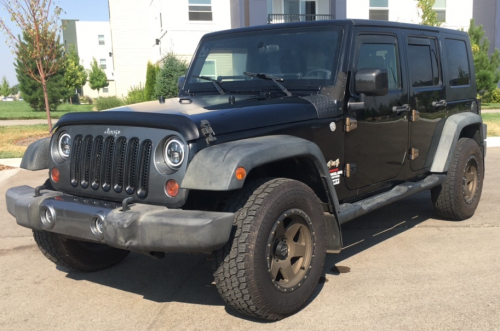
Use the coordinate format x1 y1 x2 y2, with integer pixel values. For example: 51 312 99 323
0 124 51 158
0 101 93 120
481 103 500 109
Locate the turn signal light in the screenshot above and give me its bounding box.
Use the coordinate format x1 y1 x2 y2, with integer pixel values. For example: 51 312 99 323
235 167 246 180
51 167 60 183
166 179 179 197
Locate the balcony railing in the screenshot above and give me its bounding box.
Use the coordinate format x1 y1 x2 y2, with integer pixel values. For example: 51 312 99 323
268 13 335 24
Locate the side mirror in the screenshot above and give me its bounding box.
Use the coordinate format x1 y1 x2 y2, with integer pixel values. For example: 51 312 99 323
177 76 186 90
355 68 388 96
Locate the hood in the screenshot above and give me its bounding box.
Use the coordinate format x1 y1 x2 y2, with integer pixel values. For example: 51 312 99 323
108 95 318 136
54 94 319 140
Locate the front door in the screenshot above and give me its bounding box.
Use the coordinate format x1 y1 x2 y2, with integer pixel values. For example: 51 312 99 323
404 33 447 170
344 31 409 190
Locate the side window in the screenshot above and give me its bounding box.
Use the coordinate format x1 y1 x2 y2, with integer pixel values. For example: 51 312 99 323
408 37 441 87
445 39 470 86
356 35 401 90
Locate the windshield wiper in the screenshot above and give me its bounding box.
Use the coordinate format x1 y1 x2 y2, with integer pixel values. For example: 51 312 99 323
192 75 225 95
243 72 292 97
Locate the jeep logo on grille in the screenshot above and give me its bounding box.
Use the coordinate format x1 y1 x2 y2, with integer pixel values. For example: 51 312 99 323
104 128 121 138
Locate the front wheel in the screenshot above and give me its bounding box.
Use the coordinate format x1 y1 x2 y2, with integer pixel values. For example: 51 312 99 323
431 138 484 220
33 230 130 272
213 178 327 321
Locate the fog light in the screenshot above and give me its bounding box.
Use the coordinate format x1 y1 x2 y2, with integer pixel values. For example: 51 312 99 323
51 167 60 183
165 179 179 197
90 215 105 238
40 207 55 229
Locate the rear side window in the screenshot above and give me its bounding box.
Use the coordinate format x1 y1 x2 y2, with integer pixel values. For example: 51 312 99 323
408 37 440 87
445 39 470 86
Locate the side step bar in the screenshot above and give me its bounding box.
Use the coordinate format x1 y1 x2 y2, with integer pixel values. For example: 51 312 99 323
337 174 446 225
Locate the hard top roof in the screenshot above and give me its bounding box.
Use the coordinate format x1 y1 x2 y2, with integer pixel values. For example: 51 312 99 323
203 19 468 38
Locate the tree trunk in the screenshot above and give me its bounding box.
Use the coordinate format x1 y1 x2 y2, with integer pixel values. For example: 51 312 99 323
41 77 52 132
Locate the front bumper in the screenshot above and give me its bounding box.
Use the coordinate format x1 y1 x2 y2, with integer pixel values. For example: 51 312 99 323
6 186 234 253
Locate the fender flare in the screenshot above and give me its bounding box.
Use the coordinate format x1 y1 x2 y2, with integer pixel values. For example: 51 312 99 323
181 135 342 247
20 137 51 171
430 112 484 173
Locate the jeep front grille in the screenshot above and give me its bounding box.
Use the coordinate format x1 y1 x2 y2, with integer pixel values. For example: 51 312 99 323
70 135 152 199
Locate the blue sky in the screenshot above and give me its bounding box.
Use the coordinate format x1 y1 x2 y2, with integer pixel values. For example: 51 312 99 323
0 0 109 86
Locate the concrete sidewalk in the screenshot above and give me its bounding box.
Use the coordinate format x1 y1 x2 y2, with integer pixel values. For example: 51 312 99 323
0 119 56 126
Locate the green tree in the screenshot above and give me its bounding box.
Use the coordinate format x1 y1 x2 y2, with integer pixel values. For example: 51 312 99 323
0 76 9 97
417 0 441 27
15 33 68 111
144 61 158 101
468 19 500 95
88 58 109 97
10 84 19 96
64 45 87 104
155 53 188 99
0 0 64 131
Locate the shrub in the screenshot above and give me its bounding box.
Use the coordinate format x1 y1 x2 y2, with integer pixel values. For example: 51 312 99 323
79 95 92 104
125 83 146 105
95 96 124 111
144 62 159 101
155 53 188 99
482 88 500 103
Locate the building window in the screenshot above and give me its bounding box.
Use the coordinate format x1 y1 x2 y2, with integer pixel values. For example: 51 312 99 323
189 0 212 21
100 59 106 70
433 0 446 23
369 0 389 21
98 35 105 45
103 87 109 93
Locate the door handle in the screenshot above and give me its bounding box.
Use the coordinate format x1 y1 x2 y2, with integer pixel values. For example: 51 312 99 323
432 99 447 108
392 104 410 113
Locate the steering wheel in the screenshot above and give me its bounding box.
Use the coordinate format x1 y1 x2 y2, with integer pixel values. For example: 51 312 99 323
305 69 332 79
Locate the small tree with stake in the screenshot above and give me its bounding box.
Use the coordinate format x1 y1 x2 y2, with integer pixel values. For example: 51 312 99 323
64 45 87 104
88 58 108 98
0 0 64 131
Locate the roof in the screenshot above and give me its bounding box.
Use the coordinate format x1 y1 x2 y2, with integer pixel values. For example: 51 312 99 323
203 19 468 38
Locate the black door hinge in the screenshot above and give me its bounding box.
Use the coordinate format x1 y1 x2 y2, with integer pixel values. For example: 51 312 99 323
200 120 217 145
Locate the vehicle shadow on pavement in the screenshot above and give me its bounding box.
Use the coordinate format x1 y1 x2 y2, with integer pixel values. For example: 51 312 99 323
325 190 439 274
63 190 442 321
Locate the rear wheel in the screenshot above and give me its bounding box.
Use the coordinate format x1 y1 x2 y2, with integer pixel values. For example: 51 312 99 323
431 138 484 220
33 230 130 272
213 178 327 320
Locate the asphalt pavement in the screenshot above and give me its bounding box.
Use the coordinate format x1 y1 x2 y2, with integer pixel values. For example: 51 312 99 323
0 150 499 331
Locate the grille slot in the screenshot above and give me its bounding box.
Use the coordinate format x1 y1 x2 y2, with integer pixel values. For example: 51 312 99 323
70 135 83 187
113 137 127 193
69 135 151 199
137 140 152 199
91 136 104 190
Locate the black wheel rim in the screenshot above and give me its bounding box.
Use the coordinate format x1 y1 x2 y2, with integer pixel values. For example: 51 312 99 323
266 208 315 292
463 156 479 204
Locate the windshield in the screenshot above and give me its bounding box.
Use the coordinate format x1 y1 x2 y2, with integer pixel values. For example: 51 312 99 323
185 25 343 94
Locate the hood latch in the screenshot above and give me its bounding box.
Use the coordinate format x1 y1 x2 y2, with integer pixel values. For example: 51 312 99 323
200 120 217 145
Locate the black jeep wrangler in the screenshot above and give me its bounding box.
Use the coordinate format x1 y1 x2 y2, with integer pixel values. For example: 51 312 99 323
7 20 486 320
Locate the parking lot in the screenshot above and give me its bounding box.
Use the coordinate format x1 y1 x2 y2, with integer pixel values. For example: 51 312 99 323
0 149 499 331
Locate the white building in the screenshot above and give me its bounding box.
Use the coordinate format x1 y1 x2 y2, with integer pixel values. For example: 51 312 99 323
62 20 116 99
108 0 473 99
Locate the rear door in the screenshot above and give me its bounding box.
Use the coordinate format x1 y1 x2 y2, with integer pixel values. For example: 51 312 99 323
344 29 409 190
404 32 446 171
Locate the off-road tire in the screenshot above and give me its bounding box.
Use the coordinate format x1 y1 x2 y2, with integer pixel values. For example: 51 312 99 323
431 138 484 220
33 230 130 272
213 178 327 321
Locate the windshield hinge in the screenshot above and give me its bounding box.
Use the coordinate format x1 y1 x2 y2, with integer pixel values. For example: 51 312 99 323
200 120 217 145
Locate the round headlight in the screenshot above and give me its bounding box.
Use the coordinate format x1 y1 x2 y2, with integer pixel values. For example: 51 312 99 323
164 138 185 169
58 133 71 159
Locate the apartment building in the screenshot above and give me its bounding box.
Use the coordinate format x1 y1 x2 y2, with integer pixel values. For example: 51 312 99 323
108 0 474 98
62 20 116 98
